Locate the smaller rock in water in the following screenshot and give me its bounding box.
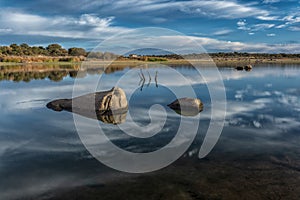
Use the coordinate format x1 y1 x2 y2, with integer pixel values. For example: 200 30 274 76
168 97 203 116
235 66 244 71
244 64 252 71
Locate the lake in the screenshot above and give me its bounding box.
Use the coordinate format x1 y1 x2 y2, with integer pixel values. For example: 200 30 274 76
1 63 300 199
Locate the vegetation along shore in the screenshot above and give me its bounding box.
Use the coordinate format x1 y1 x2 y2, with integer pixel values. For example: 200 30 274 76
1 43 300 66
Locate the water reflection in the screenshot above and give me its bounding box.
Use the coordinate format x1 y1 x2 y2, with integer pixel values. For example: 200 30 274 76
0 64 132 82
62 108 128 124
0 64 300 199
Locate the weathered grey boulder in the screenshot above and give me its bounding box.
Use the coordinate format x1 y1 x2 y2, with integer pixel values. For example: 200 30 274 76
47 87 128 124
168 97 203 116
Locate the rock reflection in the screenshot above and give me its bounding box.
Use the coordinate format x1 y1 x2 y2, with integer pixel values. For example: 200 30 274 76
73 109 127 125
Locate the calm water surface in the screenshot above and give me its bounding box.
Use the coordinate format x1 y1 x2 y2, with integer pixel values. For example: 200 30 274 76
0 64 300 199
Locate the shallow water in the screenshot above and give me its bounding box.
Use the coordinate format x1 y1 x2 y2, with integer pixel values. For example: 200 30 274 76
0 64 300 199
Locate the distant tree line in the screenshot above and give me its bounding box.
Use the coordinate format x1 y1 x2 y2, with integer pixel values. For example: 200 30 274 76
0 43 88 57
146 52 300 59
88 51 119 60
0 43 121 63
209 52 300 59
1 43 299 60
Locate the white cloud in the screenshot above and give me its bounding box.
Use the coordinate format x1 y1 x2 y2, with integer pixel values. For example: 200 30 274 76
177 1 269 19
270 14 300 30
105 34 300 53
233 7 300 33
256 15 279 21
289 26 300 31
252 23 275 30
0 28 12 33
237 20 276 32
0 10 299 53
212 29 233 36
237 20 250 30
77 14 115 26
262 0 281 3
2 0 277 22
0 11 129 39
81 0 272 20
237 20 247 27
282 15 300 24
183 35 300 53
275 24 287 28
267 33 276 36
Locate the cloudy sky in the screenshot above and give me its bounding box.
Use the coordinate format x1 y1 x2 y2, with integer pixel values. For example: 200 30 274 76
0 0 299 52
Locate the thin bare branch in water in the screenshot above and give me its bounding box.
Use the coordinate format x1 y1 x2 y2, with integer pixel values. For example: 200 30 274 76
140 78 145 91
137 69 157 90
138 71 143 80
155 71 158 88
139 69 146 91
138 76 143 86
147 71 151 87
140 69 145 80
138 69 145 86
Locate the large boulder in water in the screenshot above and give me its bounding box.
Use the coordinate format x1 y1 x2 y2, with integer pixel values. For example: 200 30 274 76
168 97 203 116
47 87 128 124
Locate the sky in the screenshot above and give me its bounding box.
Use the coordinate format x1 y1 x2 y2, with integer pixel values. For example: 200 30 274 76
0 0 299 53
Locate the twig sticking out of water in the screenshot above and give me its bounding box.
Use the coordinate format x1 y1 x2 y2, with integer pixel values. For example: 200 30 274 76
138 69 158 90
140 69 145 80
138 78 143 86
155 71 158 88
138 71 143 80
147 71 151 87
138 69 145 86
139 69 145 91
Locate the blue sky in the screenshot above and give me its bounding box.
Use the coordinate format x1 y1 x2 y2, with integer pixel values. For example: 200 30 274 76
0 0 299 53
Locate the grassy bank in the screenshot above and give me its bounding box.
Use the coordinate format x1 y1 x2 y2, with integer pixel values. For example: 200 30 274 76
1 57 300 67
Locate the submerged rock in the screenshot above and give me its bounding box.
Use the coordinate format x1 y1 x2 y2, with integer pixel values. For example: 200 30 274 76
235 65 253 71
244 64 253 71
235 66 244 71
47 87 128 124
168 97 203 116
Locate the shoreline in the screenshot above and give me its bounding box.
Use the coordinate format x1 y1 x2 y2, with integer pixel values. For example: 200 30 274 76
1 59 299 82
1 57 300 67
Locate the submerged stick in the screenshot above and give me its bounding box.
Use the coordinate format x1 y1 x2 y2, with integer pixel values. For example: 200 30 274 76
138 71 144 86
139 69 146 91
140 79 145 91
147 71 151 87
140 69 145 80
155 71 158 88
